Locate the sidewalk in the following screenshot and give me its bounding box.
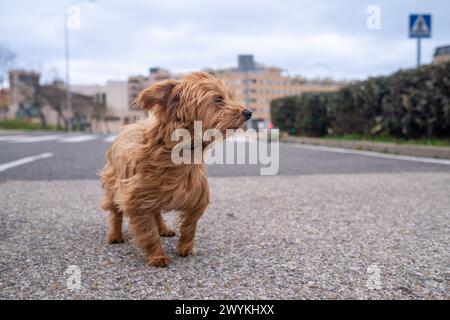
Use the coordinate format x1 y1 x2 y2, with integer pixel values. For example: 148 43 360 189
281 135 450 160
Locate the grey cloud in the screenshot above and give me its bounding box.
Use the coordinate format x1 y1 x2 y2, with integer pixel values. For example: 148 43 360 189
0 0 449 84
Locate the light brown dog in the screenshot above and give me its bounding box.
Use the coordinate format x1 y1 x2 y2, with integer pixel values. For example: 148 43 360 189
100 72 252 267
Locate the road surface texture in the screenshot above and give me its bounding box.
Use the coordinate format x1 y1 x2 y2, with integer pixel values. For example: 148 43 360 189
0 132 449 299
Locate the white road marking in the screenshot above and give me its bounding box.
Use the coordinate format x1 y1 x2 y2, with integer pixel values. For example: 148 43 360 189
289 143 450 166
0 153 54 173
103 135 117 143
7 135 64 143
59 135 98 143
0 135 28 142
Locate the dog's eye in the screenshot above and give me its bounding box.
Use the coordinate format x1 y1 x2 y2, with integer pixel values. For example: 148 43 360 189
215 96 224 104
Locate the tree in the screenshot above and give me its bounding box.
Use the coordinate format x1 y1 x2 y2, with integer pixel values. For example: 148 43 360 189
0 44 16 89
0 44 16 119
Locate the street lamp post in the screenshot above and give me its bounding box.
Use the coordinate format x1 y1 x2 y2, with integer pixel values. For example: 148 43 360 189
64 0 95 131
64 8 72 131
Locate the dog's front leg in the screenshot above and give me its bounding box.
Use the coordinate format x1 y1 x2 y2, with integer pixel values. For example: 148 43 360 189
106 208 124 244
177 207 205 257
129 211 170 267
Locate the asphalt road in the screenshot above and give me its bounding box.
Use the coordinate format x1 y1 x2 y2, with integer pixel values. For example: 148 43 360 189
0 132 449 180
0 132 449 299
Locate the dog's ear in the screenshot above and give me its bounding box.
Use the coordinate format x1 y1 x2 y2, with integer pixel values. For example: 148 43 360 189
133 79 178 110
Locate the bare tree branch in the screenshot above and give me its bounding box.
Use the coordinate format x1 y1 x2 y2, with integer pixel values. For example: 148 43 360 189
0 44 16 89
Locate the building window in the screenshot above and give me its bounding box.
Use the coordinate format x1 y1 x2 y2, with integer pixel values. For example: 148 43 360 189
94 93 105 104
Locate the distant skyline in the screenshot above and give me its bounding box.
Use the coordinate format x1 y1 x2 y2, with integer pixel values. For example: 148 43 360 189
0 0 449 85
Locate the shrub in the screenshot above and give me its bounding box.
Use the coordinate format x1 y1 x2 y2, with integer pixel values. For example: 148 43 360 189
295 93 330 137
271 96 300 135
271 61 450 139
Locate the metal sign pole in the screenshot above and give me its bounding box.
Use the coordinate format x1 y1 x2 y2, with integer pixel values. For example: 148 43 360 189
417 37 421 67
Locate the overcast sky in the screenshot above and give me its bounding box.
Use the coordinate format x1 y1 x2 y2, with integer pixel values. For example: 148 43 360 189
0 0 449 84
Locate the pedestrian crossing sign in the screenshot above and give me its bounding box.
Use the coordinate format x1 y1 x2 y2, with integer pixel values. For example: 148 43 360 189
409 14 431 38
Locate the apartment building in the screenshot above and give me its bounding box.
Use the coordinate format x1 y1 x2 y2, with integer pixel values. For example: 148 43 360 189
127 67 171 107
71 58 340 130
72 79 143 131
71 68 172 131
213 55 340 127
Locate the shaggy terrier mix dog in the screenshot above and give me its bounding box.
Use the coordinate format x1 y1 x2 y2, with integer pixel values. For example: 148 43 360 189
100 72 252 267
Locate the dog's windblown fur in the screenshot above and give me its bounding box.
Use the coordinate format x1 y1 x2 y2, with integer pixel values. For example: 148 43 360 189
100 72 251 267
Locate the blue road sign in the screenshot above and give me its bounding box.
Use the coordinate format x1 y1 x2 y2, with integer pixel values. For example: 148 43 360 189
409 14 432 38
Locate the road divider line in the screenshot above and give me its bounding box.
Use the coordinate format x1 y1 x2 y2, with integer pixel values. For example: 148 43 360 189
288 143 450 166
0 153 54 173
103 135 117 143
59 135 98 143
8 135 63 143
0 135 27 141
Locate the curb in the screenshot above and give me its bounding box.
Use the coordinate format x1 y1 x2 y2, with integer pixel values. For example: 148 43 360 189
281 136 450 160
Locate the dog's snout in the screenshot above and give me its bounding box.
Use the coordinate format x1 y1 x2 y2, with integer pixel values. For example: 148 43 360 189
242 109 252 121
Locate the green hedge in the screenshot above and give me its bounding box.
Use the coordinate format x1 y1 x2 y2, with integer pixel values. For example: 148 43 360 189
271 61 450 139
271 93 331 137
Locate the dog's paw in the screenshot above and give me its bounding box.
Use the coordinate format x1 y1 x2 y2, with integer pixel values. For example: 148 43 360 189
177 247 195 257
107 234 124 244
147 255 171 267
159 228 176 237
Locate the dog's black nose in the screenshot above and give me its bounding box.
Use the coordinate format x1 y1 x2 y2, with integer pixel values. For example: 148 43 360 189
242 109 252 121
